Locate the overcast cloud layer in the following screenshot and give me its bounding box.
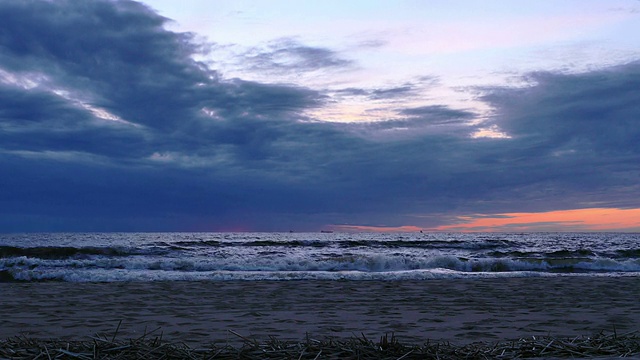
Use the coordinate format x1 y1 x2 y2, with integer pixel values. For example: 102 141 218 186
1 0 639 232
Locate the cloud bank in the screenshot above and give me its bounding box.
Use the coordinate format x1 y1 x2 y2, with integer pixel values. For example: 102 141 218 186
0 0 638 232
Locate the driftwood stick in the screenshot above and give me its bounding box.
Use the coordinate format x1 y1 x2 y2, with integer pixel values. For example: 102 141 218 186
111 319 123 343
228 329 259 346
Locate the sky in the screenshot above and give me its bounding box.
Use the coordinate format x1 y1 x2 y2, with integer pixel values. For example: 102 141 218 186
1 0 640 232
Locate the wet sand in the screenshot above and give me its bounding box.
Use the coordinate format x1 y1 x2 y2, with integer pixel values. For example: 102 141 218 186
1 277 639 345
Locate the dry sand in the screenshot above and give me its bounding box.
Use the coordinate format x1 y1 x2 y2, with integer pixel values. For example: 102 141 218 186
1 277 639 346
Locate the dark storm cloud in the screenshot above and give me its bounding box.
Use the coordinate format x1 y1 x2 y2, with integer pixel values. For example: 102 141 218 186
0 85 84 128
334 77 439 102
241 38 353 74
0 84 148 158
0 0 330 230
369 86 415 100
0 0 209 130
472 61 640 209
484 65 640 156
0 0 322 156
343 105 477 140
400 105 475 125
1 0 639 231
336 85 416 100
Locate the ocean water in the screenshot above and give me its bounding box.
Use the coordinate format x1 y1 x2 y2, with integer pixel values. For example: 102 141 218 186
0 232 639 282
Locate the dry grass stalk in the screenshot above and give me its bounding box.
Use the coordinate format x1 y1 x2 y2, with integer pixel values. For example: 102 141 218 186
1 330 638 359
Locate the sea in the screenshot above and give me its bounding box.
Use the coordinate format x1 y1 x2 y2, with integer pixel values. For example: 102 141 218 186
1 232 639 282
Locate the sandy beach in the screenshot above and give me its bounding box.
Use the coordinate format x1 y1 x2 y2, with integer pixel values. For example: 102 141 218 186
1 277 639 346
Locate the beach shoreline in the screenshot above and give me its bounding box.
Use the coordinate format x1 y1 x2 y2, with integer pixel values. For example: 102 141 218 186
1 277 639 346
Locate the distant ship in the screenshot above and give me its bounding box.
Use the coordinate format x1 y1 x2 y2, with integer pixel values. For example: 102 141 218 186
320 230 333 233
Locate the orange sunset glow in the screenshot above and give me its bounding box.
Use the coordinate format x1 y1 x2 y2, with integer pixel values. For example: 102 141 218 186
331 208 640 233
431 208 640 232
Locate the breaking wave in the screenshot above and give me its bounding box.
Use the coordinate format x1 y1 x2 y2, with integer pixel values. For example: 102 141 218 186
1 232 638 282
2 252 639 282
